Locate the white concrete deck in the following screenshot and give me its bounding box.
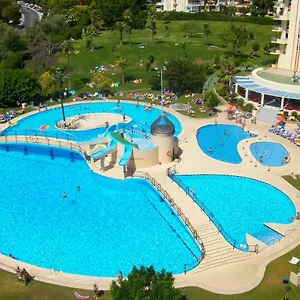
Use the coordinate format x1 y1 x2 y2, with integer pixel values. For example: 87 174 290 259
1 101 300 294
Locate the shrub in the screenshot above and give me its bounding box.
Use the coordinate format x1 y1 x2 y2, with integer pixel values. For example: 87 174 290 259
291 111 298 117
244 103 254 112
217 86 227 97
72 79 84 91
229 92 238 99
86 39 91 50
145 62 151 71
237 98 244 107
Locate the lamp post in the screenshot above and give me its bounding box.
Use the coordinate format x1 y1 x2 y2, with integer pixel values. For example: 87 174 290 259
284 285 291 300
160 64 164 114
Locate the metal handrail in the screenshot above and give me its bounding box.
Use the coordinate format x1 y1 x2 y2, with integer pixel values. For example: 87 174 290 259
133 171 206 272
0 135 89 158
167 165 259 254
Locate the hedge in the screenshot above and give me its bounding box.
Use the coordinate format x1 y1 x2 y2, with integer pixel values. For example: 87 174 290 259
156 11 274 25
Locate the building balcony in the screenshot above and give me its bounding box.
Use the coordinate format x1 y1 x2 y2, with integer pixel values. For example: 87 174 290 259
273 12 290 21
271 37 288 44
270 49 281 55
272 25 283 32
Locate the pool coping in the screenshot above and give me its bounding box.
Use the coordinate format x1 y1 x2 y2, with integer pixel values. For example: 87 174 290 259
1 102 300 294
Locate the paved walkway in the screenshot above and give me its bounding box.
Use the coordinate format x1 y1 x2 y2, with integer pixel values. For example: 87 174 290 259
0 102 300 294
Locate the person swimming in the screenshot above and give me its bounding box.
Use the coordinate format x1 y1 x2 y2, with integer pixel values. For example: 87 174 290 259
62 192 67 198
208 147 212 153
77 186 81 192
288 212 300 221
260 155 263 162
220 141 224 146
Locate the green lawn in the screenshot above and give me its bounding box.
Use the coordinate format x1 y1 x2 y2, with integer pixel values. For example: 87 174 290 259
1 244 300 299
283 175 300 190
55 20 273 97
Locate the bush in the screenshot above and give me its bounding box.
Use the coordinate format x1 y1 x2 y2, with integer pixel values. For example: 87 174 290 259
217 86 227 96
244 103 254 112
145 62 151 71
291 111 298 117
72 79 84 91
237 98 244 107
86 39 91 50
229 92 238 99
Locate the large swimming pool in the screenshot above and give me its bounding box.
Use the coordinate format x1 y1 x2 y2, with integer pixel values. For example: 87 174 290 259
250 142 290 167
196 124 254 164
0 143 200 276
2 102 182 142
169 173 295 251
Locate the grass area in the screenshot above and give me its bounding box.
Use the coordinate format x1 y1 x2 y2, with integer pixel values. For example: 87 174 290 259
283 175 300 190
55 20 273 97
258 71 300 86
1 244 300 299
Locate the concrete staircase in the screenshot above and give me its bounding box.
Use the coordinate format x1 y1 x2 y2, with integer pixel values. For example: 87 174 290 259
256 105 280 124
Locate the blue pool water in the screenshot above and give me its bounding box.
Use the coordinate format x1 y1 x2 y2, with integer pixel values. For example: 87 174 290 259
169 174 295 250
250 142 290 167
0 143 200 276
196 124 254 164
2 102 182 142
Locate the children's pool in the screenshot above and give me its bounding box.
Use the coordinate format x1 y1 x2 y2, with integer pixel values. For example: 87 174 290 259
250 142 290 167
0 143 200 277
2 102 182 142
169 173 295 250
196 124 254 164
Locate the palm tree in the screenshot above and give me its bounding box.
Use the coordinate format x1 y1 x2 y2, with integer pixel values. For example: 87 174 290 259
217 61 236 95
60 40 74 90
116 21 126 45
123 9 133 47
52 69 66 124
114 57 128 84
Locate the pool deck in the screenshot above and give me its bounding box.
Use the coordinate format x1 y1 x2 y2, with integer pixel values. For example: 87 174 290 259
1 101 300 294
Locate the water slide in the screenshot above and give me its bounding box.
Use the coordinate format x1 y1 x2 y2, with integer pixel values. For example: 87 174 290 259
91 139 117 161
118 146 133 167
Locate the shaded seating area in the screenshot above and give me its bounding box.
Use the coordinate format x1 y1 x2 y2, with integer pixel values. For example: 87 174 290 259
16 267 34 286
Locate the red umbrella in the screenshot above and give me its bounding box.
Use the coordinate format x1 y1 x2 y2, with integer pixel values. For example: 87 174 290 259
277 115 286 122
227 105 235 111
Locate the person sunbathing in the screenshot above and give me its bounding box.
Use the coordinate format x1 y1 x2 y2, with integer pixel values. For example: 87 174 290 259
289 212 300 220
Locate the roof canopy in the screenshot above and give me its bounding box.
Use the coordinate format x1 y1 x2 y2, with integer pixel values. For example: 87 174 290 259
150 114 175 137
233 76 300 99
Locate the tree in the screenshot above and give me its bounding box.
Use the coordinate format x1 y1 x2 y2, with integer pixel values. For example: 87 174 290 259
217 60 236 95
148 54 155 70
0 68 41 107
182 42 187 58
93 73 112 90
147 5 157 45
110 266 184 300
205 91 220 108
60 40 75 90
123 8 133 47
164 57 206 93
220 24 249 57
183 20 200 38
29 39 54 72
39 71 56 95
252 42 260 56
223 5 237 16
2 27 26 52
114 57 128 84
115 21 126 45
263 43 271 55
252 0 274 11
84 24 99 50
203 23 211 44
52 69 66 123
2 3 21 24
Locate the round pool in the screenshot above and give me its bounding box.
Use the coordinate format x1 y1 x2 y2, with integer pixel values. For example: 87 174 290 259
196 124 254 164
2 102 182 143
250 142 290 167
0 143 200 277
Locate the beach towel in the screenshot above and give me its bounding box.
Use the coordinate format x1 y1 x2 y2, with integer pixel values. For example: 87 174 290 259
74 291 89 299
289 257 300 265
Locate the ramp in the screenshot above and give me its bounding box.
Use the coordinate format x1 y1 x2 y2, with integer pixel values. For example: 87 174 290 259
91 139 117 161
119 146 132 167
256 105 280 124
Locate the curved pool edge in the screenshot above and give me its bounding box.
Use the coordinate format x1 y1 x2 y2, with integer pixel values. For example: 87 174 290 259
0 99 184 140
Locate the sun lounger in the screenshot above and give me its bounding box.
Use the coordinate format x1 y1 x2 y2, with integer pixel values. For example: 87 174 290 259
74 291 89 299
289 257 300 265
